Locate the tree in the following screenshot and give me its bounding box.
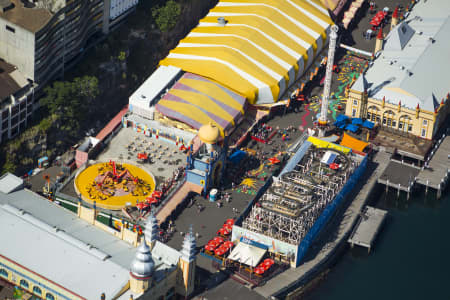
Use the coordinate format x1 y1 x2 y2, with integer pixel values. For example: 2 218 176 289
40 76 99 137
152 0 181 32
118 51 126 61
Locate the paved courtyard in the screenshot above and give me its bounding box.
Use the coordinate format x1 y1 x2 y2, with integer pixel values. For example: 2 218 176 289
97 127 187 183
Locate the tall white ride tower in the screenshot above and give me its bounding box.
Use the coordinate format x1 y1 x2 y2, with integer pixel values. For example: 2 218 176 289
319 25 339 137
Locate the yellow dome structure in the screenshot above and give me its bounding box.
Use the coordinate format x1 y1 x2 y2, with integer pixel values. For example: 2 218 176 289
198 123 220 144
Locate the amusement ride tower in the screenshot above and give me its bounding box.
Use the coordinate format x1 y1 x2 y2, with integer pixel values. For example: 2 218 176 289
318 25 339 137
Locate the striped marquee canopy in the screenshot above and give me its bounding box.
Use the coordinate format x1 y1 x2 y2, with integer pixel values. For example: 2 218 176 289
160 0 333 104
155 73 246 136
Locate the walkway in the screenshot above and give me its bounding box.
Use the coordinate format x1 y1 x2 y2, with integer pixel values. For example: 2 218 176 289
416 136 450 190
156 181 203 225
254 151 391 298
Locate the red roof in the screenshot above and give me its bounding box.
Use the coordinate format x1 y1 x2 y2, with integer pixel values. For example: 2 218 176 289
95 105 129 142
392 6 399 18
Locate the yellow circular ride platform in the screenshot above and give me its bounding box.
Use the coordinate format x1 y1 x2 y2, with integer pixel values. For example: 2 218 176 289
74 162 155 210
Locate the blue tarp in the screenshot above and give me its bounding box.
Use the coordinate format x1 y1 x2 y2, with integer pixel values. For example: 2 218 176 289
362 120 375 129
336 114 349 123
345 124 359 133
338 123 346 129
228 150 246 164
351 118 363 125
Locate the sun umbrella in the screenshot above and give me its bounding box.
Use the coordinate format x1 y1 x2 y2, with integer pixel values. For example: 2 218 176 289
226 219 235 225
223 224 233 231
224 241 234 248
204 244 215 252
136 202 145 210
208 240 219 248
263 260 273 267
268 157 281 164
254 267 265 275
222 228 231 236
213 236 225 244
264 258 275 264
214 248 225 256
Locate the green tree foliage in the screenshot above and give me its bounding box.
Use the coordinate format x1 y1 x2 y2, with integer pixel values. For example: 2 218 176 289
118 51 126 61
40 76 99 137
152 0 181 32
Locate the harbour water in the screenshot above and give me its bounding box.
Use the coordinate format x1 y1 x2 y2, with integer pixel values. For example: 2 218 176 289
305 187 450 300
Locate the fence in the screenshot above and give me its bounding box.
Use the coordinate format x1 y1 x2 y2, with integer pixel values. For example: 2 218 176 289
295 155 368 265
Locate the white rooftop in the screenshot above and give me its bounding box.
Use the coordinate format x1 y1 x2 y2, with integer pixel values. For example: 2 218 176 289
129 65 182 111
228 241 267 267
0 204 129 300
0 173 23 194
353 0 450 111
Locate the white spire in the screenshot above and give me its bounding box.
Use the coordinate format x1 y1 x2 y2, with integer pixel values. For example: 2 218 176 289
181 225 197 262
144 211 159 244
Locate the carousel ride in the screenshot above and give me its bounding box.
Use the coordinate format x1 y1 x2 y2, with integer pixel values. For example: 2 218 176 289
74 161 156 210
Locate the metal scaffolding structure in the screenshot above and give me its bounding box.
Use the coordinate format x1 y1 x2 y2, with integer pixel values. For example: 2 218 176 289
242 146 357 245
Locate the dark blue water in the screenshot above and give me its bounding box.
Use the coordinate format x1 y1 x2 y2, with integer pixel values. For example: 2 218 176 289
306 188 450 300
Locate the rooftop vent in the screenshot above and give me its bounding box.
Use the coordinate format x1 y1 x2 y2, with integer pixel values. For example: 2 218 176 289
428 37 435 43
141 94 146 99
406 70 413 76
217 17 227 26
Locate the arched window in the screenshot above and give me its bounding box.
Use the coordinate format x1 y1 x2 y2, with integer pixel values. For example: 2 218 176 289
367 106 380 122
382 110 396 127
0 269 8 278
46 293 55 300
33 286 42 295
399 115 412 132
20 279 29 289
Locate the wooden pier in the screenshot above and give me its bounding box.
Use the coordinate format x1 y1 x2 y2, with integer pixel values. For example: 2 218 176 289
377 135 450 199
348 206 387 253
415 135 450 198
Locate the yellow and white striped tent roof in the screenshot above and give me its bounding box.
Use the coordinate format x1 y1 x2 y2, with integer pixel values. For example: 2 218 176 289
160 0 333 104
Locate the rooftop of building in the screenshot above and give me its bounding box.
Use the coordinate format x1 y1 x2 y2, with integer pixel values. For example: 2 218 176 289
0 173 186 299
0 59 27 102
0 0 58 33
352 0 450 111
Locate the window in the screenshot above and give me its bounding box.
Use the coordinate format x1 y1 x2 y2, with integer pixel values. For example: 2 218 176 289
376 116 381 123
387 118 391 126
367 112 371 120
5 25 15 33
422 119 428 126
353 99 358 106
46 293 55 300
392 120 397 128
20 279 29 289
421 128 426 137
399 122 403 129
33 286 42 295
408 124 412 131
0 269 8 278
352 108 357 117
382 117 386 125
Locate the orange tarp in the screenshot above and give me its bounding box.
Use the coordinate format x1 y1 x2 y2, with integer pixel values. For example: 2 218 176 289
340 133 368 152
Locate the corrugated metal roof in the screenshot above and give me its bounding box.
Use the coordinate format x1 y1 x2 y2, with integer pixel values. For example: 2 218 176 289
0 173 23 194
355 0 450 111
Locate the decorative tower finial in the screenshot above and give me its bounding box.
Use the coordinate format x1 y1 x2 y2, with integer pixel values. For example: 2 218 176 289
374 28 384 54
144 211 159 249
391 6 399 30
181 225 197 262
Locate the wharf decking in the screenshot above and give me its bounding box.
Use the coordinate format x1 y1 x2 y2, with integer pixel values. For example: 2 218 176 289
348 206 387 253
416 136 450 194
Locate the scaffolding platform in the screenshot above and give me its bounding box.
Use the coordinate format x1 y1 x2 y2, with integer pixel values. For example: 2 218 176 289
348 206 387 253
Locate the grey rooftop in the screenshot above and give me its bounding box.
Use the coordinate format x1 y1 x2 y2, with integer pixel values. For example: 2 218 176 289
353 0 450 111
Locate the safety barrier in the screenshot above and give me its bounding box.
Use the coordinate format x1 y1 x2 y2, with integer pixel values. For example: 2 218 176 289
296 155 368 265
